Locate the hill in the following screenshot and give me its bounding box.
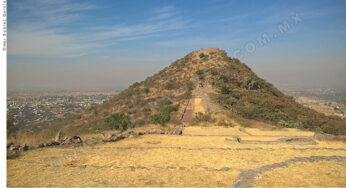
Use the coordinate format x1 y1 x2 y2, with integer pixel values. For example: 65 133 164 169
14 48 346 144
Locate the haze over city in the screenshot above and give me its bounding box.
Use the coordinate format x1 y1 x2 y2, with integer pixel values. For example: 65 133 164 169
7 0 346 92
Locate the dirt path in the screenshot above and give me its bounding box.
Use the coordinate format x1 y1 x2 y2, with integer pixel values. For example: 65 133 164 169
192 81 221 113
231 155 346 188
181 81 221 122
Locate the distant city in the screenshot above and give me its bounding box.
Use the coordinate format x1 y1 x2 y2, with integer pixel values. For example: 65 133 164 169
7 92 117 128
282 87 345 119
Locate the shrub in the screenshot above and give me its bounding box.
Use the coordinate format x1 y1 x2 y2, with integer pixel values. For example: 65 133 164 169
143 88 150 94
160 98 172 105
210 68 219 75
199 53 205 58
194 112 213 123
164 80 174 90
150 104 179 126
277 120 296 128
135 87 140 94
136 98 145 105
184 82 193 98
104 112 131 131
131 82 140 88
221 86 230 94
142 107 151 113
184 90 192 98
219 75 228 83
160 104 179 114
150 113 170 125
120 119 128 131
196 70 205 80
126 91 133 97
184 82 193 91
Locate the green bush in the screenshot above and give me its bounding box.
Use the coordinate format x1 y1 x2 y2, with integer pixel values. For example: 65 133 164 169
184 90 192 98
199 53 205 58
150 104 179 126
131 82 140 88
143 88 150 94
104 112 131 131
184 82 193 98
120 119 128 131
160 104 179 114
160 98 172 105
219 75 228 83
277 120 296 128
164 80 174 90
150 113 170 125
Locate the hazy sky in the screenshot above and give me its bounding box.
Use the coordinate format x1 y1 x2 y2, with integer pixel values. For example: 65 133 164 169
7 0 346 92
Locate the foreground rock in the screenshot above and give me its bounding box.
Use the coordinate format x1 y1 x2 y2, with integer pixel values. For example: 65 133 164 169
7 136 84 157
61 136 83 145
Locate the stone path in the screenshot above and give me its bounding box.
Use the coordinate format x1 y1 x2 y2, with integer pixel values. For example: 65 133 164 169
182 98 194 122
231 155 346 188
44 163 238 172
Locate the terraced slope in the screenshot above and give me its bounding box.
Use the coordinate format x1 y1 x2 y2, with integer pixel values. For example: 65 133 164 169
8 126 346 187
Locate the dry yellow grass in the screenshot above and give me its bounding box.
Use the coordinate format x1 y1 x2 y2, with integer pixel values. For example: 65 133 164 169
254 161 346 187
183 126 247 135
245 127 314 136
7 126 346 187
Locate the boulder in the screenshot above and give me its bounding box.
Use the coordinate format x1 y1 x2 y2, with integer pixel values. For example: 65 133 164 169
60 136 83 145
7 142 14 149
38 143 46 148
9 145 18 151
47 141 60 146
18 144 29 151
70 136 82 144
